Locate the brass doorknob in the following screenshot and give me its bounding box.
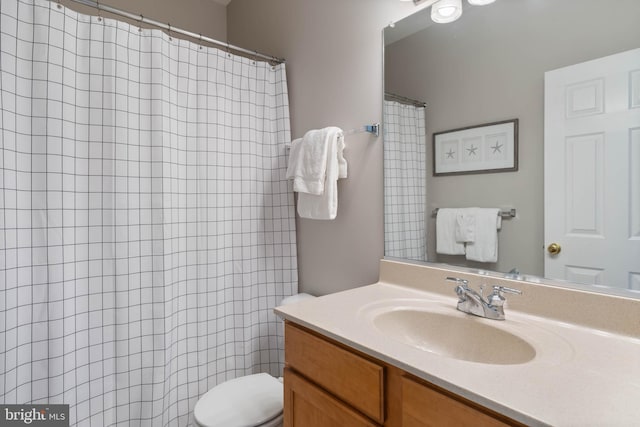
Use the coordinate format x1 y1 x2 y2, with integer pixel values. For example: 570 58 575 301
547 243 562 255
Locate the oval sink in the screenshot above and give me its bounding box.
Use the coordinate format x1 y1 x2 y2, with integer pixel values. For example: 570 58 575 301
373 309 536 365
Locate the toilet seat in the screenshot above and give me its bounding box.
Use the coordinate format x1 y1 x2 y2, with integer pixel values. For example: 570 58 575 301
194 373 283 427
255 413 283 427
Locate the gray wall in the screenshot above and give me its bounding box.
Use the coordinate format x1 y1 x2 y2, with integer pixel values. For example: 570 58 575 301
385 0 640 277
227 0 416 295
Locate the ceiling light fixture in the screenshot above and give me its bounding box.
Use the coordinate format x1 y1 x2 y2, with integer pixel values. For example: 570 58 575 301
467 0 496 5
409 0 497 24
431 0 463 24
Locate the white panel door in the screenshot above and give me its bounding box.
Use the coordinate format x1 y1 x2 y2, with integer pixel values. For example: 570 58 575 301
545 48 640 290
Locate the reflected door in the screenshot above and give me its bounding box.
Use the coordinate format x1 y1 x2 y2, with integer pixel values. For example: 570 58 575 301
544 48 640 289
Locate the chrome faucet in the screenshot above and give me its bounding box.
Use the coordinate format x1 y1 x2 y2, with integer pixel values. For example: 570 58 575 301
446 277 521 320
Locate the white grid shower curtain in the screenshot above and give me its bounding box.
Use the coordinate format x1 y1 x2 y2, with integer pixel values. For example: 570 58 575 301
0 0 297 425
384 100 426 261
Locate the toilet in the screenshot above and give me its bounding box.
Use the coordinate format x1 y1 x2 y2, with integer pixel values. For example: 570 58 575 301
193 293 316 427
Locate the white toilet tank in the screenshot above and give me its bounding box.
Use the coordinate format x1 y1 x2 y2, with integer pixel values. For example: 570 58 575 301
280 292 315 306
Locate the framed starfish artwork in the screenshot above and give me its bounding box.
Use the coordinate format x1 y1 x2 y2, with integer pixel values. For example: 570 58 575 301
433 119 518 176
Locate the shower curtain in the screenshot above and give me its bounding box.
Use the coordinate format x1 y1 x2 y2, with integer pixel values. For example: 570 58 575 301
0 0 297 426
383 100 426 261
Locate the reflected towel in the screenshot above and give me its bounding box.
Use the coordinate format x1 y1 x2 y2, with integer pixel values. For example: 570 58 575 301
455 209 476 243
436 208 466 255
465 208 501 263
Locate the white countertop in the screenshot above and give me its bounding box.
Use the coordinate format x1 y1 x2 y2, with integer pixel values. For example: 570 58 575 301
275 280 640 426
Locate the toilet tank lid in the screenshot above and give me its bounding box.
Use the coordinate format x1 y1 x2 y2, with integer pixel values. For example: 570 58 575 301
194 373 283 427
280 293 316 306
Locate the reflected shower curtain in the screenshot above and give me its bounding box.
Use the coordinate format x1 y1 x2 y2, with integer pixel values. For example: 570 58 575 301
383 100 426 261
0 1 297 425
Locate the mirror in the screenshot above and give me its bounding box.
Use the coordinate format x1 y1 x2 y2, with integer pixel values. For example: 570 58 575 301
383 0 640 295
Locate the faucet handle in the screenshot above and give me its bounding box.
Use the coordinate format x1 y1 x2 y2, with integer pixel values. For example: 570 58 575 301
492 285 522 295
446 277 469 287
487 285 522 307
447 277 470 301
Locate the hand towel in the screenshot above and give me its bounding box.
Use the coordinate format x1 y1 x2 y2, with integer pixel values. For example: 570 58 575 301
286 127 343 195
465 208 501 263
288 127 346 220
454 209 476 243
436 208 466 255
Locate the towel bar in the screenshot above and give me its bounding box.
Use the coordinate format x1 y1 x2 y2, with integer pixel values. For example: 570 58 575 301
285 123 380 149
431 208 516 218
342 123 380 137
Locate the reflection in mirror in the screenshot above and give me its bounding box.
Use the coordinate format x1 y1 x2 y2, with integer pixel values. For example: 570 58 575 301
383 0 640 296
383 94 427 261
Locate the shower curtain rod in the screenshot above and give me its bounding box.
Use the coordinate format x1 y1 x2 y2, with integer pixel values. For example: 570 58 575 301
54 0 285 64
385 92 427 108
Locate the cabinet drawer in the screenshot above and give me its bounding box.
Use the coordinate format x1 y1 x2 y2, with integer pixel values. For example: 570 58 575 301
402 376 516 427
284 368 379 427
284 322 384 424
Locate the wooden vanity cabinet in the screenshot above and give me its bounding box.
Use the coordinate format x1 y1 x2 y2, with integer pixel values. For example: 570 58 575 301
284 321 524 427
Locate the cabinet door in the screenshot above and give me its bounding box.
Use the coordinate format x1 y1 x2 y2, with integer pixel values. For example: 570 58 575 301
285 322 385 423
402 376 515 427
284 368 380 427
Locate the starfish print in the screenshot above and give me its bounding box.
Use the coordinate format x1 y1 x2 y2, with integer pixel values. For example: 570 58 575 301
491 142 503 154
446 148 456 159
466 145 478 156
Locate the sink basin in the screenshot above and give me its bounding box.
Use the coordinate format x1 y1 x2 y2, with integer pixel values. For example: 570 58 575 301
372 308 536 365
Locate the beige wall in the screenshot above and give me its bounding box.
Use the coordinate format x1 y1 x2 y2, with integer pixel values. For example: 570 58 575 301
227 0 416 295
385 0 640 277
60 0 227 42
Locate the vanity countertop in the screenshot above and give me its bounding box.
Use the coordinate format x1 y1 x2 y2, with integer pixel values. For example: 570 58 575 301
275 259 640 427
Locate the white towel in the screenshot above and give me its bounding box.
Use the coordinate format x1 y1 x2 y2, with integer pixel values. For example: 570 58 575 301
286 128 334 195
465 208 501 263
287 127 346 220
454 209 476 243
436 208 466 255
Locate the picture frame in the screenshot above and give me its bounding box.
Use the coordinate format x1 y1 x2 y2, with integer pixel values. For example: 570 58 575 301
433 119 518 176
